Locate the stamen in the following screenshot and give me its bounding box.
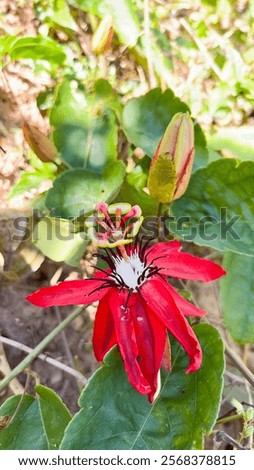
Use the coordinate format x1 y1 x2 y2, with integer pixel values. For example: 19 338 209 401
139 238 152 262
118 244 129 262
92 266 110 276
109 271 125 286
96 218 111 232
115 207 122 229
96 202 115 229
123 223 136 237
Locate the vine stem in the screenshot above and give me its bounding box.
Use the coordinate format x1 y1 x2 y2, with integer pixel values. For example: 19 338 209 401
144 0 156 88
224 344 254 389
0 306 84 393
216 413 244 426
0 335 87 385
156 202 163 218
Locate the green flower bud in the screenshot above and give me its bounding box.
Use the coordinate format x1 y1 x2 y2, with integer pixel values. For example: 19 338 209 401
148 112 195 203
92 15 114 55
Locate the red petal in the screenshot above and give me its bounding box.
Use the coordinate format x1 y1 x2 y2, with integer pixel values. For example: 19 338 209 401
26 272 110 308
140 278 202 373
145 240 181 264
149 243 226 282
161 335 171 372
93 291 117 361
165 282 207 317
131 296 166 402
109 289 151 395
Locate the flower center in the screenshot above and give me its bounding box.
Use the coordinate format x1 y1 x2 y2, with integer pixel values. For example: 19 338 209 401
112 251 146 291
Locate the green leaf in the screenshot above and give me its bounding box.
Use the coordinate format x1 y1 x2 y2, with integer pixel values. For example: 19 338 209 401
220 252 254 343
171 159 254 256
50 80 87 127
77 0 140 47
52 0 78 31
45 161 126 218
35 385 72 450
50 80 118 171
119 181 158 217
122 89 208 170
33 217 88 267
93 79 122 117
119 158 158 216
60 324 224 450
208 126 254 161
10 36 66 64
0 35 17 58
8 165 57 200
0 396 48 450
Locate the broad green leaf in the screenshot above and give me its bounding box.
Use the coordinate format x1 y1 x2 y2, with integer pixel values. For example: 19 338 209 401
50 80 118 171
0 396 48 450
119 181 158 217
45 161 125 218
119 159 158 216
8 166 57 200
122 88 208 170
171 159 254 256
208 126 254 161
52 0 78 31
33 217 88 267
220 252 254 343
50 80 87 127
10 37 66 64
77 0 140 47
93 79 122 117
60 324 224 450
35 385 72 450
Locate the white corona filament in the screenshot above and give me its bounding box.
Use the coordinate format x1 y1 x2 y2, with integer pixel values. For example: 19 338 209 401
113 251 146 291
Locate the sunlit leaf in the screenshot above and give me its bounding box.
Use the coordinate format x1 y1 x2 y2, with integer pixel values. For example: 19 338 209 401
77 0 140 47
8 166 57 200
33 217 88 267
208 126 254 161
10 36 66 64
52 0 78 31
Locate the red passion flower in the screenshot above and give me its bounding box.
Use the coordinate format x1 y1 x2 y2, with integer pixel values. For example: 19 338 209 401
26 237 226 403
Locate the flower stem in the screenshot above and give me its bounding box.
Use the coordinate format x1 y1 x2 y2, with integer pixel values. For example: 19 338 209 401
0 306 84 393
216 413 244 425
157 202 163 218
224 344 254 389
144 0 156 88
118 244 129 261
